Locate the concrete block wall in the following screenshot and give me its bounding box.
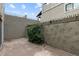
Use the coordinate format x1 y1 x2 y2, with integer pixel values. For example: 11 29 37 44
43 15 79 55
4 14 39 41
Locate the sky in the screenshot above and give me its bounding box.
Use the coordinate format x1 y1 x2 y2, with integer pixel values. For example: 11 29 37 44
4 3 42 20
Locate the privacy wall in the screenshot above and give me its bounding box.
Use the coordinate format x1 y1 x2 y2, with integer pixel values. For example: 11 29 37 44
0 3 4 46
43 15 79 55
4 14 39 41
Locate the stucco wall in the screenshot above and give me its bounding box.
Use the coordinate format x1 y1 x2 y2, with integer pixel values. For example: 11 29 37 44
41 4 64 22
0 21 1 44
41 3 79 22
43 15 79 55
0 3 3 45
42 3 61 13
4 14 39 41
0 3 3 15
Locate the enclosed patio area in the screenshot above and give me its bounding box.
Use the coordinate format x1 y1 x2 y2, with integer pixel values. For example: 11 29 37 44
0 38 75 56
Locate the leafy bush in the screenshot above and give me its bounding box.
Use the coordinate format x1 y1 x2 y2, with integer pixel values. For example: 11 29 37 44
26 24 44 44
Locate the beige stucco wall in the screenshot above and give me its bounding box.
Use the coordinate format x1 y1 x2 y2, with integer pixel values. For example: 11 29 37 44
4 14 39 41
42 3 61 13
41 3 79 22
0 3 3 15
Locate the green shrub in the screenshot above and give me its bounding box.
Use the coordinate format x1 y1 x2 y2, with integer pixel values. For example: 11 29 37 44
26 24 44 44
